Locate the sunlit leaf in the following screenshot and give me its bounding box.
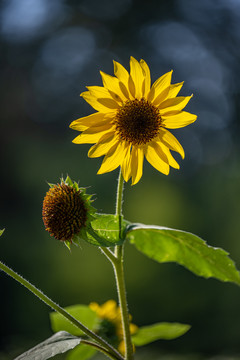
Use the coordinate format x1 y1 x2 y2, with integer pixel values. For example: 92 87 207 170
132 322 191 346
14 331 81 360
0 229 5 237
127 224 240 285
50 305 98 336
66 344 96 360
82 213 129 247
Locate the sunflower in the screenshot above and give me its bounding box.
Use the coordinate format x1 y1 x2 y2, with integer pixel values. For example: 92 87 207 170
70 57 197 184
89 300 138 355
42 176 95 247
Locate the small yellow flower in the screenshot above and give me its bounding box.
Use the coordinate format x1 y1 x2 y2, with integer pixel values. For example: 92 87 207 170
70 57 197 185
90 300 138 354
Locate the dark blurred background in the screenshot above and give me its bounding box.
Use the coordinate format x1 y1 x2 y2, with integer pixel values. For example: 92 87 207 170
1 0 240 359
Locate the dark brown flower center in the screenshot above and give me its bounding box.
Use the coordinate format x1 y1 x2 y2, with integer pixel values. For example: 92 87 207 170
115 98 162 145
42 184 88 241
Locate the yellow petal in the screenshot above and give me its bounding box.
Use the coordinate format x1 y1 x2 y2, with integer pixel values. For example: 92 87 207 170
148 70 173 104
158 128 185 159
130 323 138 335
145 142 170 175
130 56 144 99
113 60 129 87
97 141 128 174
83 122 113 134
121 144 132 182
128 75 135 99
100 71 126 102
86 86 112 99
168 82 184 98
81 91 119 112
159 95 193 113
88 133 117 158
86 86 121 109
155 140 180 169
162 111 197 129
97 97 120 110
140 59 151 97
131 146 144 185
70 112 106 130
119 81 130 100
72 126 114 144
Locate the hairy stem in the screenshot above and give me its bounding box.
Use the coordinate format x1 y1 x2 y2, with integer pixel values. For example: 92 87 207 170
81 339 122 360
114 169 134 360
0 260 123 360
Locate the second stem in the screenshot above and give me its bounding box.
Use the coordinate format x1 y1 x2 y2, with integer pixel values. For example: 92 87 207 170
114 170 134 360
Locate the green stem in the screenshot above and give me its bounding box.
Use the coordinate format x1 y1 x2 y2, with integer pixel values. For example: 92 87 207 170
81 339 121 360
0 260 123 360
114 169 134 360
115 169 124 239
114 246 133 360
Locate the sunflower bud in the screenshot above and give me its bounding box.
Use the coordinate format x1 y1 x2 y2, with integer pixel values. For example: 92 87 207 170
42 176 95 247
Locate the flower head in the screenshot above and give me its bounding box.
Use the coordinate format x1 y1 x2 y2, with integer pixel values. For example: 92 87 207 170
42 176 95 247
90 300 138 354
70 57 197 185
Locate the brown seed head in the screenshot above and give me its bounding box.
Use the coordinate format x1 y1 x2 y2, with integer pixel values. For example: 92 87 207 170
42 183 88 241
115 98 162 145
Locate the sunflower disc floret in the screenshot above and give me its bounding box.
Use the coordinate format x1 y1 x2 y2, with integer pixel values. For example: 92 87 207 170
42 176 95 246
70 57 197 184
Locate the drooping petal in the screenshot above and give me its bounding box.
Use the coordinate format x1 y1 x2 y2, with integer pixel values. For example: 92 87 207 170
155 140 180 169
70 112 106 130
162 111 197 129
131 146 144 185
158 128 185 159
148 70 173 104
121 144 132 182
100 71 126 102
167 82 184 98
140 59 151 97
97 141 128 174
159 95 193 114
145 142 170 175
130 56 145 99
88 133 117 158
81 91 119 112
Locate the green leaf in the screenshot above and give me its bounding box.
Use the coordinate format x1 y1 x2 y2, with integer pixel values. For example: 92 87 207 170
127 224 240 285
132 322 191 346
15 331 81 360
0 229 5 237
50 305 98 336
82 213 129 247
66 344 96 360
